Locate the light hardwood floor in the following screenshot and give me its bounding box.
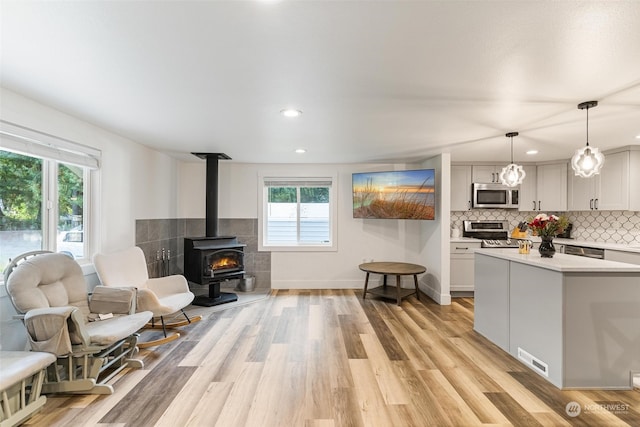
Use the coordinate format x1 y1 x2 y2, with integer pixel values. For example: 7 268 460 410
25 290 640 426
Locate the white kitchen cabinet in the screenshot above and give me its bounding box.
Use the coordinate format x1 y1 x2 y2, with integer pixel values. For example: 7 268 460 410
451 165 472 211
518 165 537 212
474 254 510 351
536 163 567 212
450 241 482 292
472 165 502 183
630 149 640 211
567 151 630 211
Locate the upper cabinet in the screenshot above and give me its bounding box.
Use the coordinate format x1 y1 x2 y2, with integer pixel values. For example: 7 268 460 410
568 149 637 211
536 163 567 212
472 165 503 183
518 165 537 212
451 165 472 211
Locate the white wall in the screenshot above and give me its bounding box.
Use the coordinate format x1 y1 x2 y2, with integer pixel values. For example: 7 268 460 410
418 154 451 305
177 161 450 300
1 88 180 253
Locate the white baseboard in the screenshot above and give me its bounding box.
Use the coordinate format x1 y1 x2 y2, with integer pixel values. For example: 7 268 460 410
270 279 363 290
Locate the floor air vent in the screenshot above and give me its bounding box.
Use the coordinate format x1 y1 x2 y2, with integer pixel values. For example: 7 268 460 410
518 347 549 377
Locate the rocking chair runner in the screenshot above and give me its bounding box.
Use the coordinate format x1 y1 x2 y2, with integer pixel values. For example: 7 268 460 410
93 247 202 348
4 251 152 395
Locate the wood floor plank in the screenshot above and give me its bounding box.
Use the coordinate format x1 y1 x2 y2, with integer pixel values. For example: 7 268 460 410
304 340 335 421
338 315 368 359
419 369 483 426
211 363 265 427
358 333 409 405
99 342 198 427
348 358 397 426
391 360 453 426
177 316 232 366
383 313 438 371
484 392 545 427
358 298 409 361
331 387 365 427
184 381 233 427
439 368 512 425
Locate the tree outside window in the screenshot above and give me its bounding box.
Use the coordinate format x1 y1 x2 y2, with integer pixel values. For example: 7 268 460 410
0 150 85 272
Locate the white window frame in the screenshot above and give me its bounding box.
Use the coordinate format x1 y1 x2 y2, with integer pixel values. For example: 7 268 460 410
0 120 100 270
258 174 338 252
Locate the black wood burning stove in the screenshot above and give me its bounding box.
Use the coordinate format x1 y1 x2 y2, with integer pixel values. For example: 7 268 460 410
184 152 245 307
184 236 246 306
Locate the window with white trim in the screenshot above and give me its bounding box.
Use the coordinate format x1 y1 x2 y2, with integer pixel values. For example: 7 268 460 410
259 176 337 251
0 121 100 272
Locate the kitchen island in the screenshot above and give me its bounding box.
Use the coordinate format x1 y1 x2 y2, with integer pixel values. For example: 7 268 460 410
474 248 640 389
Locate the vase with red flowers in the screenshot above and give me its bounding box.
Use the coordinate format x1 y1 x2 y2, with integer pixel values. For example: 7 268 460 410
527 214 569 258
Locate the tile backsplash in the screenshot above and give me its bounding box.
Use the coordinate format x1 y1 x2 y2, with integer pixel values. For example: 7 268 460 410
451 210 640 245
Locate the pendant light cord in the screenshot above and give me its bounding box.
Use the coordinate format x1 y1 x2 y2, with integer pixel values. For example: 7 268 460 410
510 135 514 163
585 106 590 147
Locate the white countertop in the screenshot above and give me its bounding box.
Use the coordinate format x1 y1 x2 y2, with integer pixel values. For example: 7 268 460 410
450 237 481 243
451 237 640 254
475 248 640 273
552 238 640 254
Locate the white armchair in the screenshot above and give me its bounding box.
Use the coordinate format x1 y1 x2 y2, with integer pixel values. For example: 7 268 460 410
4 251 152 395
93 246 201 348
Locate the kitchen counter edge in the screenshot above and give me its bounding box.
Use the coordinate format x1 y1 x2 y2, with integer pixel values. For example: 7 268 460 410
475 248 640 273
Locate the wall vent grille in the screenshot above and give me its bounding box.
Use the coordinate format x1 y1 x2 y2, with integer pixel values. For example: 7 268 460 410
518 347 549 377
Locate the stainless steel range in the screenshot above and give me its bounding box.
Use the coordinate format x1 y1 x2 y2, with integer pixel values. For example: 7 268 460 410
462 220 520 248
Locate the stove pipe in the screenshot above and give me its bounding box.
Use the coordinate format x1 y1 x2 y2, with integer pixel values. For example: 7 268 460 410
192 152 231 237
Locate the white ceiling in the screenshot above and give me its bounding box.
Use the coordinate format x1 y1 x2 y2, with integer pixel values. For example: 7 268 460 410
1 1 639 164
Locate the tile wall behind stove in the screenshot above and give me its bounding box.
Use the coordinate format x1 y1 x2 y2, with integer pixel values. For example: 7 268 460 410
451 210 640 245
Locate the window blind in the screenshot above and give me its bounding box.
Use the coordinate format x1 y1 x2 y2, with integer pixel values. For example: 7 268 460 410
0 120 101 169
264 178 332 187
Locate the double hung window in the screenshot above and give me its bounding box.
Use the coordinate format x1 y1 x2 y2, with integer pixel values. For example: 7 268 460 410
0 121 99 273
259 176 337 251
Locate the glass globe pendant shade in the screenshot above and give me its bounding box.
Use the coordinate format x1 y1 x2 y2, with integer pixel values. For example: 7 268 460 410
571 145 605 178
572 100 605 178
499 163 526 187
499 132 525 187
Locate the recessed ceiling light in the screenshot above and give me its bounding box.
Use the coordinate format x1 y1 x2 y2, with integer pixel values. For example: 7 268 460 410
295 148 306 154
526 150 538 155
281 109 302 118
636 134 640 139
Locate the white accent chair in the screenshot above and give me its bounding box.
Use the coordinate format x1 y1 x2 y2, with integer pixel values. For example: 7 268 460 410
4 251 152 395
93 246 201 348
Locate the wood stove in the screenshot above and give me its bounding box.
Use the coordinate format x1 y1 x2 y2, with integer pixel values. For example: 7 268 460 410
184 152 244 307
184 236 246 306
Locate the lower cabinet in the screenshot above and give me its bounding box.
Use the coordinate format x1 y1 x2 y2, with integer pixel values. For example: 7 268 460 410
450 241 482 292
473 255 510 351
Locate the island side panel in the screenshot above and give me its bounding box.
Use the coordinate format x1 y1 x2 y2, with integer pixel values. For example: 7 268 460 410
474 253 510 352
508 263 564 388
564 273 640 389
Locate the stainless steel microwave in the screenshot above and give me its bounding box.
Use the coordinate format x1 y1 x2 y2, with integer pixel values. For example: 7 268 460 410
472 182 519 209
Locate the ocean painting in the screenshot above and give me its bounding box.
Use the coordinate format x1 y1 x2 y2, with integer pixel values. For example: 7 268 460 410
352 169 436 220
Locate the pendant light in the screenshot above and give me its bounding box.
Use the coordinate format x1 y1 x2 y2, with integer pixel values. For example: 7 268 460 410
499 132 526 187
571 100 605 178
